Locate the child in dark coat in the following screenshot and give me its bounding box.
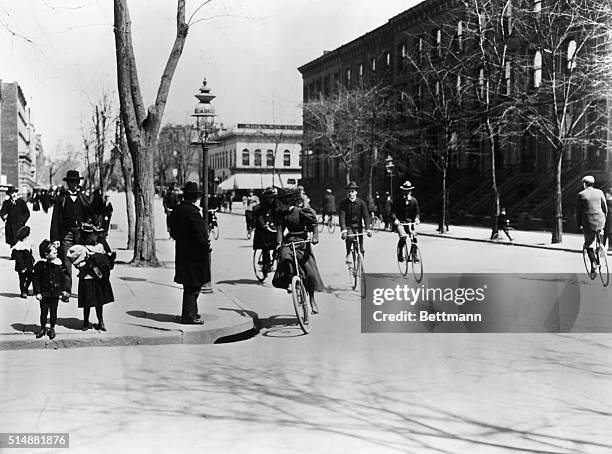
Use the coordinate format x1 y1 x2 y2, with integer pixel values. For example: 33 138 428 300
11 225 35 298
32 240 70 340
67 223 115 331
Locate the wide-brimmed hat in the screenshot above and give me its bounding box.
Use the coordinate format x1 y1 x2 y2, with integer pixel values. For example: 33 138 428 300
63 170 84 182
346 181 359 190
400 180 415 191
16 225 30 241
39 239 54 257
182 181 201 195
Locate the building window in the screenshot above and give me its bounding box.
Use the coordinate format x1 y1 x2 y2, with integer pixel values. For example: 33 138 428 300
371 57 376 72
266 149 274 167
533 50 542 88
418 37 424 64
242 149 250 166
345 67 351 87
478 67 485 97
435 80 441 97
456 73 462 94
504 60 512 94
385 51 391 67
323 76 330 97
283 150 291 167
567 39 577 71
534 0 541 13
433 28 442 58
503 0 513 36
254 149 261 167
457 21 464 52
397 42 406 73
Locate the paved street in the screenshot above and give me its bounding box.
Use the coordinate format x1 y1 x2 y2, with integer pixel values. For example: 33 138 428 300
1 193 611 453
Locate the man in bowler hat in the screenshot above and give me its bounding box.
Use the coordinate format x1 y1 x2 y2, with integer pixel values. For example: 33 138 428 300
0 186 30 247
50 170 94 301
168 181 210 324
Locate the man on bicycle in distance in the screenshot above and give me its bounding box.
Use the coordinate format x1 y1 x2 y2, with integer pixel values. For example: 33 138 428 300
577 175 607 277
339 181 372 264
243 189 259 235
322 188 336 225
391 180 420 263
253 187 278 274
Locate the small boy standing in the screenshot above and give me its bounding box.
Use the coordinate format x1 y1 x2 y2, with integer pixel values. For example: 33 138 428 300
32 240 69 340
10 226 35 298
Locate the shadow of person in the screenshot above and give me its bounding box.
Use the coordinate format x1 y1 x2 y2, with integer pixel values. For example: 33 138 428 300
55 317 86 331
216 279 260 286
11 323 40 333
126 310 180 323
0 292 23 298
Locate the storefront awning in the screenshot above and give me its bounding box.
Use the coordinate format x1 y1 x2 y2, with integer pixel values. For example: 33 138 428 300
216 173 301 191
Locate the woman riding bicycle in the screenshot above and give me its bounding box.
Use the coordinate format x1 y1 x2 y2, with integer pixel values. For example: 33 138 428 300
253 187 278 274
272 188 324 306
391 180 420 263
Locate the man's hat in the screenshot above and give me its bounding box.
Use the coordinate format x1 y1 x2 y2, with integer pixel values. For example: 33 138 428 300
182 181 201 195
63 170 84 182
16 225 30 241
6 186 18 195
346 181 359 190
38 239 54 257
326 188 332 193
400 180 415 191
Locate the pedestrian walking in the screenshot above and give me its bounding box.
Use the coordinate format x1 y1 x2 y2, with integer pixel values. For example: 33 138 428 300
32 240 70 340
603 187 612 254
67 223 115 331
91 189 105 226
11 226 35 298
31 190 41 212
163 183 180 237
297 185 311 209
495 207 513 241
102 195 113 234
0 186 30 247
322 188 336 225
49 170 95 302
576 175 607 277
40 189 51 213
168 181 210 324
383 192 393 230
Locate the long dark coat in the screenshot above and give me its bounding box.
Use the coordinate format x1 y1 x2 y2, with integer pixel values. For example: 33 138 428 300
169 201 211 287
0 198 30 246
253 204 277 250
50 191 94 241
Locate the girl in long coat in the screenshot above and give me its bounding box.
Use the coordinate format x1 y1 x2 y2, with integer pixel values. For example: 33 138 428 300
272 189 324 309
0 187 30 246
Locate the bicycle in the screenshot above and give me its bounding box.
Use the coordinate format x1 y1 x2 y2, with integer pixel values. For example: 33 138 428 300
208 208 219 241
280 239 316 334
253 223 278 283
582 229 609 286
397 222 423 283
371 214 382 235
317 213 336 233
346 232 367 298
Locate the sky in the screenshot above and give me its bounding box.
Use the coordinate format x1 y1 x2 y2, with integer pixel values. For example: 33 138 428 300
0 0 420 157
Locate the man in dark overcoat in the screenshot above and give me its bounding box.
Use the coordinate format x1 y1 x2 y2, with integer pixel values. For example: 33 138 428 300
169 181 210 324
50 170 94 300
0 186 30 247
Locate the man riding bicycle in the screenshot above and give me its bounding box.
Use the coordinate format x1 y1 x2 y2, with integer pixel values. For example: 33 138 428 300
339 181 372 264
391 180 420 263
577 175 607 277
253 187 278 273
321 188 336 225
243 189 259 235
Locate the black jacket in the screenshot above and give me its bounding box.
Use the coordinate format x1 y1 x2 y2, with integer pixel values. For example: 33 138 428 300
11 246 34 272
50 191 94 241
169 201 210 286
32 259 70 297
339 198 371 231
391 196 420 223
0 198 30 246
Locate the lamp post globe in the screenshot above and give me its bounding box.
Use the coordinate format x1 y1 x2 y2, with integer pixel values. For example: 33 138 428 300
384 155 395 199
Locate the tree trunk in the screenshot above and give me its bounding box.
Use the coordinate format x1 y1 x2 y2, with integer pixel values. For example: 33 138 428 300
551 150 563 244
118 133 135 249
487 123 500 239
131 141 158 265
439 167 448 234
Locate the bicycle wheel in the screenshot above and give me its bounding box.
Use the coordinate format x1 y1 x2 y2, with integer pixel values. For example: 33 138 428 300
583 248 595 279
318 214 325 233
411 243 423 283
327 218 336 234
598 245 609 286
253 250 266 282
371 216 380 235
291 275 311 334
351 248 359 290
397 242 409 276
359 252 366 298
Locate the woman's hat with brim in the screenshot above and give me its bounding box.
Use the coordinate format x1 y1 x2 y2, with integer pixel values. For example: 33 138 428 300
400 180 415 191
182 181 201 195
63 170 84 182
277 187 298 202
346 181 359 190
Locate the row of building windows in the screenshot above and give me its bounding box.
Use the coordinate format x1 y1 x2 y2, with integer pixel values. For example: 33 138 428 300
211 149 295 169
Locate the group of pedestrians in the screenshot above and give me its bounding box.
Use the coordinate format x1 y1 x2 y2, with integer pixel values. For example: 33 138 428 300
1 170 116 340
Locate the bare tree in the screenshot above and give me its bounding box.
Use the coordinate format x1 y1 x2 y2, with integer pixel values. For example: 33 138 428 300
113 0 204 265
508 0 612 243
115 120 135 250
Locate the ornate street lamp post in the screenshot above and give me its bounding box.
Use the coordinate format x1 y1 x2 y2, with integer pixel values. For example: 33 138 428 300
384 155 395 200
192 78 216 292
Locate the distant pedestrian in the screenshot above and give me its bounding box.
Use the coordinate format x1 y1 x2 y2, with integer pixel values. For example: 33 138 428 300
40 189 51 213
91 189 105 226
0 186 30 247
31 190 41 212
297 185 310 209
102 195 113 234
49 170 94 302
603 187 612 254
168 182 210 324
68 223 115 331
11 226 35 298
495 207 513 241
32 240 70 340
383 192 393 230
163 183 180 237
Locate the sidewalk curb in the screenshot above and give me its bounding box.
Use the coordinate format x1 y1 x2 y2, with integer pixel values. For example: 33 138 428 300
222 210 582 253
